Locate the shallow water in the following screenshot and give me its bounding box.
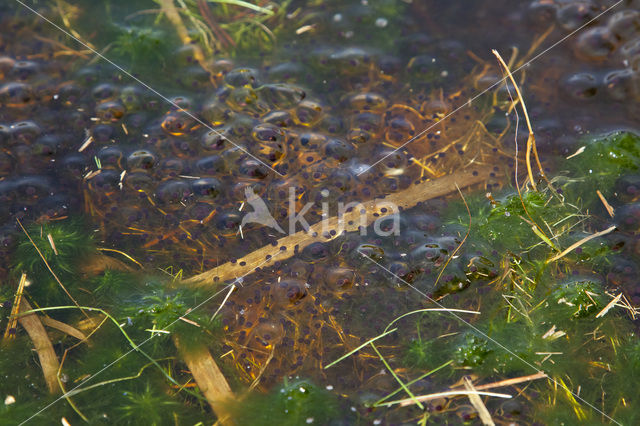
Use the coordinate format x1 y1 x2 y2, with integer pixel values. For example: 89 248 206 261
1 0 640 424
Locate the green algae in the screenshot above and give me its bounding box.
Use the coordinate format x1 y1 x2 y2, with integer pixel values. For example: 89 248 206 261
562 131 640 207
230 378 343 426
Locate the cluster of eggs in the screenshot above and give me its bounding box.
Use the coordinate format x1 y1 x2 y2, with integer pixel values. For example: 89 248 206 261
220 204 499 387
0 21 85 275
526 2 640 103
54 39 485 272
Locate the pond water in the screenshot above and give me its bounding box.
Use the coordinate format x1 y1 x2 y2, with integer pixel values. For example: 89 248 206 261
1 0 640 424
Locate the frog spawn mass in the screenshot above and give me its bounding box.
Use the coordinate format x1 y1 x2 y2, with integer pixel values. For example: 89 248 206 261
220 208 501 388
0 40 500 275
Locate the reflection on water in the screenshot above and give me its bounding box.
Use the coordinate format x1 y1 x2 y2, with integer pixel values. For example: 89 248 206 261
1 0 640 424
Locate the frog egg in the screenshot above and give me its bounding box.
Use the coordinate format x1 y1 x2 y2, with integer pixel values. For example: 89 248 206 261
555 2 598 31
347 92 388 112
263 110 295 128
57 153 88 180
615 202 640 232
185 202 215 221
248 319 285 349
318 114 344 135
179 65 211 89
227 114 258 138
384 114 416 146
95 100 126 122
603 69 636 101
157 157 186 178
267 62 304 82
119 85 145 111
373 148 409 176
31 134 62 158
0 151 14 175
126 149 156 172
10 121 41 145
75 65 102 87
161 109 197 136
225 67 260 88
194 155 226 175
97 146 124 170
201 128 231 151
123 171 155 193
172 44 202 68
155 179 192 205
191 177 224 201
87 169 120 193
273 278 308 305
293 100 325 127
229 180 267 200
0 82 35 108
0 180 16 205
410 241 444 266
114 205 148 227
10 60 40 80
227 86 270 115
388 261 416 283
618 37 640 70
91 124 115 142
574 26 618 61
328 47 372 75
257 83 306 109
324 267 356 291
561 72 599 100
527 1 557 27
410 213 441 233
92 82 118 100
607 258 638 287
214 210 242 234
328 169 356 193
607 10 640 41
210 58 235 76
54 82 83 106
169 96 193 111
239 158 270 179
615 174 640 202
0 56 15 76
323 138 356 163
252 123 286 144
201 99 233 126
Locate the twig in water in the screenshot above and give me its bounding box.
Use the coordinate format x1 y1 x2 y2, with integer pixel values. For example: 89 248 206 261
463 376 495 426
547 225 617 263
596 190 615 218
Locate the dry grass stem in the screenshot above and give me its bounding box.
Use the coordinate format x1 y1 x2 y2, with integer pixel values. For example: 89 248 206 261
18 299 61 394
596 293 623 318
596 190 615 218
3 273 27 339
173 336 234 424
547 225 617 263
394 390 512 407
463 376 495 426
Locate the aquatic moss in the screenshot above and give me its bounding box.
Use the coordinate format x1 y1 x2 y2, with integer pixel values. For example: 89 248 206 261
452 332 492 367
12 220 96 306
231 378 342 426
562 131 640 206
547 279 606 319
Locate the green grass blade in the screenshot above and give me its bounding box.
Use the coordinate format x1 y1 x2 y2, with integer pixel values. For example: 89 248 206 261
323 328 397 369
